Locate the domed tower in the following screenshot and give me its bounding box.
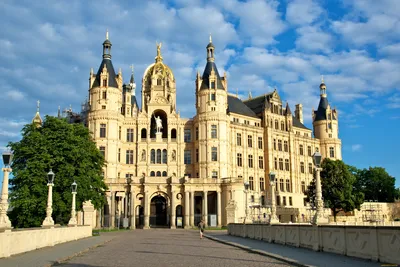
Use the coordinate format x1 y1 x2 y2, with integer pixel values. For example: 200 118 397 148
87 31 124 181
312 78 342 160
195 35 229 180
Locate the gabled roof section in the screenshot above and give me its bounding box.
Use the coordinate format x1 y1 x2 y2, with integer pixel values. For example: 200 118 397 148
227 95 258 118
243 93 273 115
200 62 224 90
91 59 118 88
292 116 310 130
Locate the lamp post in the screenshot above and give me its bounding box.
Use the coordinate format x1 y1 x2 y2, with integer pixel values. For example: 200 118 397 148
124 176 132 229
243 181 250 224
269 172 279 224
68 181 78 226
0 150 13 229
312 152 328 224
42 169 55 227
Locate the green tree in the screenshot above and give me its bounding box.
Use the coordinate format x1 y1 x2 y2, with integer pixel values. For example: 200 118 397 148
8 116 107 228
305 159 364 222
355 167 397 202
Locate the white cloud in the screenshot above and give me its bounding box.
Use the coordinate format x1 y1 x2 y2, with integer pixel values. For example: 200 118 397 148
351 144 362 152
0 130 19 138
286 0 323 25
295 26 333 53
6 90 24 101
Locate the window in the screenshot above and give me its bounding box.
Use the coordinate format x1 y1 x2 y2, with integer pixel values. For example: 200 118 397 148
151 149 155 163
247 135 252 147
308 163 313 173
237 133 242 146
100 124 106 138
300 162 305 173
211 81 216 89
102 91 107 99
299 144 304 155
278 140 282 151
141 128 147 139
184 129 191 142
249 177 254 191
118 148 121 162
184 150 191 164
211 147 218 161
274 157 278 170
276 196 280 206
279 158 283 170
280 179 284 191
237 153 242 167
102 105 106 109
248 155 253 168
162 171 167 177
301 181 306 193
261 196 265 205
328 123 332 129
283 196 287 206
258 137 263 149
284 141 288 152
281 121 285 131
258 156 263 169
157 79 161 85
285 159 290 171
156 149 161 164
171 128 177 139
273 139 277 150
308 146 312 156
126 128 134 142
196 149 199 163
156 171 161 177
330 147 335 158
99 146 105 158
126 150 134 164
195 127 199 140
275 120 279 129
211 107 216 111
212 171 218 179
119 126 121 140
260 177 265 191
286 179 290 192
150 171 155 177
162 149 167 164
211 125 217 138
211 93 216 101
102 79 107 87
289 197 293 206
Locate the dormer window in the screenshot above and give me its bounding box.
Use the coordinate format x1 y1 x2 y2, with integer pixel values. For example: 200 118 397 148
102 79 107 87
211 81 215 89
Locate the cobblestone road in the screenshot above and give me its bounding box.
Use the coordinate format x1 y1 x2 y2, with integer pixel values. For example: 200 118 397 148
59 230 291 267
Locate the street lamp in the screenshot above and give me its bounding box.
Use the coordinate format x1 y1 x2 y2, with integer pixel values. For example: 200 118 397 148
42 169 55 227
243 181 250 224
124 176 132 229
68 181 78 226
0 150 13 229
312 152 328 224
269 172 279 224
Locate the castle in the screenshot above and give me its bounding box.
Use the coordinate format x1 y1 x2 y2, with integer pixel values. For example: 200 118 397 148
82 32 341 228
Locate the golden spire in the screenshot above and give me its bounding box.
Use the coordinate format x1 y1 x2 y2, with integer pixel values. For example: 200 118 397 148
155 41 163 62
32 100 43 127
106 29 109 40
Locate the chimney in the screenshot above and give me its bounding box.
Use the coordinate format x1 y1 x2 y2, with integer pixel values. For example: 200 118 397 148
295 104 303 124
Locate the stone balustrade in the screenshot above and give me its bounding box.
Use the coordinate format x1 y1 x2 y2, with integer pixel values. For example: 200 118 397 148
228 223 400 264
0 226 92 258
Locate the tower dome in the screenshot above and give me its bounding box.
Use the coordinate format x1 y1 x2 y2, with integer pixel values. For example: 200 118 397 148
143 42 175 83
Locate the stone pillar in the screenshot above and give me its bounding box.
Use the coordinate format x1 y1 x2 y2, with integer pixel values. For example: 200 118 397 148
111 191 115 228
184 190 190 228
83 200 95 228
190 191 195 226
130 186 135 229
203 190 208 225
171 191 176 229
144 191 150 229
217 190 222 227
0 168 12 229
124 195 128 219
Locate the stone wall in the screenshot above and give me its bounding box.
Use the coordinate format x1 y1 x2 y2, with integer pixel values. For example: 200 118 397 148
228 223 400 264
0 226 92 258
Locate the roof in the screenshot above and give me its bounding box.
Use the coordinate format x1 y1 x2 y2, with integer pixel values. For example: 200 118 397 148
314 96 336 122
91 58 118 88
200 62 224 90
227 95 258 118
292 116 310 130
284 102 292 116
243 93 273 115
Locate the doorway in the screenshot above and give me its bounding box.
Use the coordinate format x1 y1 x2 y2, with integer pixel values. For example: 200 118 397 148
150 195 168 227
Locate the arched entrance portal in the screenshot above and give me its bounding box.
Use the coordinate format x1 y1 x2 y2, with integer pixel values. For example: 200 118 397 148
150 195 168 227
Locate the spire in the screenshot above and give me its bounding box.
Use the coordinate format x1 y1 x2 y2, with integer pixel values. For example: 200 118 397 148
155 42 163 63
106 29 109 40
209 33 212 43
319 75 327 97
284 102 292 116
32 100 43 127
130 64 136 95
102 30 112 59
57 106 61 118
248 90 252 99
206 35 215 62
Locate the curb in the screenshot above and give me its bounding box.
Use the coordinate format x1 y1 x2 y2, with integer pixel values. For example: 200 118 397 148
204 235 311 267
47 236 116 266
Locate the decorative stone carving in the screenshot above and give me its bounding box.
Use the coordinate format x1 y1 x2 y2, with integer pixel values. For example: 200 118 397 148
171 150 176 161
177 193 183 200
141 149 146 161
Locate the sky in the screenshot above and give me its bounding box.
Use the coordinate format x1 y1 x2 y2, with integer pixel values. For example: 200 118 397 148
0 0 399 187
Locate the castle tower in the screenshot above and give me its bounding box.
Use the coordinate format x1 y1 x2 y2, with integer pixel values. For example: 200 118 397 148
195 35 229 180
87 31 124 181
312 78 342 160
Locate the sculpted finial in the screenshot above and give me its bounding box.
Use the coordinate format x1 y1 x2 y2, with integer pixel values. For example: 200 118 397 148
130 64 134 74
156 42 162 57
106 29 109 40
209 33 212 43
321 75 324 83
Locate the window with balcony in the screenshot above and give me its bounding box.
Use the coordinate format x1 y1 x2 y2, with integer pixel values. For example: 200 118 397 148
289 197 293 206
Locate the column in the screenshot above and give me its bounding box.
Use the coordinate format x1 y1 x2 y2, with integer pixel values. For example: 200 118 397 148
190 191 195 226
184 190 190 228
111 191 115 228
123 195 127 219
203 190 208 225
130 186 135 229
217 190 222 227
0 168 12 229
171 190 176 229
144 190 150 229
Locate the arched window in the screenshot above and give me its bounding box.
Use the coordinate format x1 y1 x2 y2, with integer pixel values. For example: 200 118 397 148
157 78 162 85
275 120 279 129
150 171 155 177
156 171 161 176
171 128 177 139
162 171 167 177
151 149 155 163
281 121 285 131
162 149 167 164
141 128 147 139
156 149 161 164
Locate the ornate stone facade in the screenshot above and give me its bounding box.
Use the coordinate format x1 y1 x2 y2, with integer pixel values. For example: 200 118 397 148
87 33 342 228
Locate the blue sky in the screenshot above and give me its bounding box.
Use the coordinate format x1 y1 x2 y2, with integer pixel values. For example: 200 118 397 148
0 0 399 187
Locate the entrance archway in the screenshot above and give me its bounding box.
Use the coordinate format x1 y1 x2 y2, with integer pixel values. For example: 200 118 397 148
150 195 168 227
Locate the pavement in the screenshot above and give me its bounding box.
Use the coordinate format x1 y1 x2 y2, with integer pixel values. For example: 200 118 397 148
205 231 385 267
